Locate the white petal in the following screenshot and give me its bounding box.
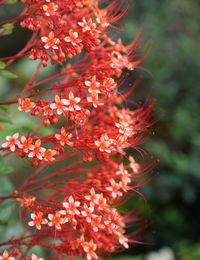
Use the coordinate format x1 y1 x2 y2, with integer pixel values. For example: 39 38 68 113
74 97 80 103
59 210 66 215
13 133 19 138
75 201 80 207
41 36 48 42
63 202 69 208
74 32 78 38
10 145 16 152
36 225 41 230
57 109 63 115
1 142 8 148
85 81 91 87
52 45 58 50
61 98 69 105
64 36 70 42
28 221 34 226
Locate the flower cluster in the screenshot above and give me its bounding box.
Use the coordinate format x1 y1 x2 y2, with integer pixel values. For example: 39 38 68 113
0 0 153 259
2 101 151 166
20 0 124 66
0 250 43 260
17 158 140 259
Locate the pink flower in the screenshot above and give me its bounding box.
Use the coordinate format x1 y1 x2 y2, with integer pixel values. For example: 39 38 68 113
83 240 97 260
116 232 129 249
55 127 73 146
81 203 94 223
62 196 81 216
18 98 35 112
18 136 33 153
84 76 101 94
78 17 96 32
94 193 107 210
85 188 100 206
91 215 104 232
28 254 44 260
41 31 60 50
116 163 131 185
28 139 46 160
129 156 140 173
43 149 57 162
0 250 15 260
94 134 113 153
48 212 64 230
87 93 104 108
50 95 68 115
115 122 134 137
64 92 81 112
2 133 20 152
28 212 48 230
42 2 58 17
64 29 82 47
106 179 123 198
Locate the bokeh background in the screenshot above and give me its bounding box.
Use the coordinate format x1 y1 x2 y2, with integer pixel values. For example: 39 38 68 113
0 0 200 259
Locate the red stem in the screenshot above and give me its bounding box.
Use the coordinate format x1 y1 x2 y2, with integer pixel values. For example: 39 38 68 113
0 193 17 201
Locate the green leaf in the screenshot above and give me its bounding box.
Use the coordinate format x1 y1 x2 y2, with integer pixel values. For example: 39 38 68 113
0 70 18 79
0 155 14 174
0 105 9 113
1 166 13 174
0 116 12 124
0 176 14 226
0 61 6 70
0 23 14 35
5 0 18 4
0 176 13 196
0 200 14 223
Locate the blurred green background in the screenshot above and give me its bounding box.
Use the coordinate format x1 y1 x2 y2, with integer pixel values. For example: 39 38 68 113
0 0 200 259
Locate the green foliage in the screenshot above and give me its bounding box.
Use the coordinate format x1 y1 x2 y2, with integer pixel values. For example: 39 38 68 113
0 155 13 174
0 105 12 125
0 177 18 243
0 70 18 79
0 23 15 35
0 60 18 80
0 62 6 70
176 242 200 260
5 0 18 4
121 0 200 257
0 160 22 244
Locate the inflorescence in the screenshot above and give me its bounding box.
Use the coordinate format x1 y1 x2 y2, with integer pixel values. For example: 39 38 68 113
0 0 153 259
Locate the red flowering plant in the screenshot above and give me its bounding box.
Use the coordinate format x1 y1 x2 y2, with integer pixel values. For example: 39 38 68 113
0 0 153 259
